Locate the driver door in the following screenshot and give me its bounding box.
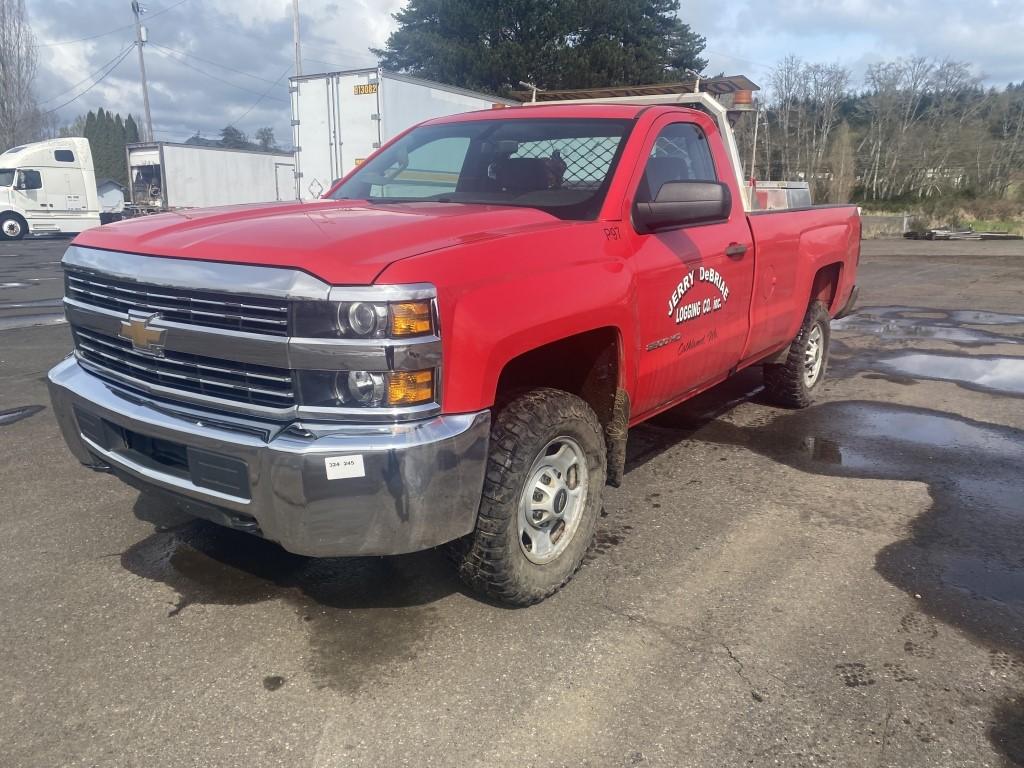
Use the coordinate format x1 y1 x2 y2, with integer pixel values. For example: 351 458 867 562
626 118 755 417
14 169 45 216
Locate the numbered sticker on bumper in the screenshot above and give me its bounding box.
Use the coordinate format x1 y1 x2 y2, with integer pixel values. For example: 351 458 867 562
325 454 365 480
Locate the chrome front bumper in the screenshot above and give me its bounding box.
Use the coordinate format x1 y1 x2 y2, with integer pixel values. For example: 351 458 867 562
48 357 490 556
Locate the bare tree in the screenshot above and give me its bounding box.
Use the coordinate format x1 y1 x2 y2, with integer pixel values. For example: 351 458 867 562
0 0 40 149
741 53 1022 204
823 121 854 203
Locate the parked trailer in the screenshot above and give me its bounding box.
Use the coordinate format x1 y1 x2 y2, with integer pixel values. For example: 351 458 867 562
290 68 515 199
126 142 296 212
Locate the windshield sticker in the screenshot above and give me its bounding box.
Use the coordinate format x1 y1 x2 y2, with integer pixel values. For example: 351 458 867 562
667 267 730 325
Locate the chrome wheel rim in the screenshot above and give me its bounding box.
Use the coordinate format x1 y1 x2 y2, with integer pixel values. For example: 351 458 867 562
518 437 589 565
803 324 825 387
2 219 21 238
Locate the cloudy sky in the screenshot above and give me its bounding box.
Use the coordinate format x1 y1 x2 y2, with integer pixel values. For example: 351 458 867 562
27 0 1024 148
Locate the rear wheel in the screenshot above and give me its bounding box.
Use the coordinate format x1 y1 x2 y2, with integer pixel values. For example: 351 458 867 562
453 388 606 606
0 213 26 241
763 301 830 408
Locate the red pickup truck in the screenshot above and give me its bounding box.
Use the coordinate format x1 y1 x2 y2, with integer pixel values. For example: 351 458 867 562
48 100 859 605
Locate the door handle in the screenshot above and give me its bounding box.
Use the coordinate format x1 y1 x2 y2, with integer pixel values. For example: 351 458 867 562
725 243 748 258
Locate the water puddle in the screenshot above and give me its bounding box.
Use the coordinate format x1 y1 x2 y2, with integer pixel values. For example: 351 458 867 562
121 500 459 693
0 313 66 331
834 306 1024 346
682 401 1024 652
0 298 62 310
880 352 1024 396
849 306 1024 326
0 405 44 426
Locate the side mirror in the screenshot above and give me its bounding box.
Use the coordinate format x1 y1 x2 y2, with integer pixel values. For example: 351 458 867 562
633 180 732 234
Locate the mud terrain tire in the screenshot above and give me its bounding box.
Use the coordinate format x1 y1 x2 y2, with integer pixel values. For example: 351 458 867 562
763 301 831 408
453 388 606 606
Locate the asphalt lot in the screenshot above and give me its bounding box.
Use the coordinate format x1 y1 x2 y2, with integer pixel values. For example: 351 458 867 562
1 235 1023 767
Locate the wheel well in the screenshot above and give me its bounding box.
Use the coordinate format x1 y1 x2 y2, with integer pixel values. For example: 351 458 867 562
495 327 628 486
811 263 842 311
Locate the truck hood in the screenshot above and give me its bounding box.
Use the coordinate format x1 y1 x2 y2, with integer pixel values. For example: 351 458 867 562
72 199 569 284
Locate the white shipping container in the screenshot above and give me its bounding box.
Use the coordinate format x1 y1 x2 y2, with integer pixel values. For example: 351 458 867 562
126 142 295 211
290 68 513 199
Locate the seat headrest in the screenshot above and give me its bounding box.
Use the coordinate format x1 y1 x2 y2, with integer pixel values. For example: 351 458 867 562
494 157 550 193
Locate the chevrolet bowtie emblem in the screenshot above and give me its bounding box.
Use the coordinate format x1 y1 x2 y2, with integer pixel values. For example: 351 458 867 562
118 311 167 356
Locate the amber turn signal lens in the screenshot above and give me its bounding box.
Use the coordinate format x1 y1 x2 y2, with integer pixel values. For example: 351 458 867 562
387 369 434 406
390 301 432 336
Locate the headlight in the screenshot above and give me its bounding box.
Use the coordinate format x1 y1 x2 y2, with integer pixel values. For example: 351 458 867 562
297 369 435 408
343 370 385 405
293 298 435 339
344 302 386 337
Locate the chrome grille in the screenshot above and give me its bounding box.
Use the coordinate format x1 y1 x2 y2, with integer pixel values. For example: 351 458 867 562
74 327 295 408
65 269 290 336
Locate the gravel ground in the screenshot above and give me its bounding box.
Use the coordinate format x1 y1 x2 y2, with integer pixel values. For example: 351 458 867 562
1 236 1022 768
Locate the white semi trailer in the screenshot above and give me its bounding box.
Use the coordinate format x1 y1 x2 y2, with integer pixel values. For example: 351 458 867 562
0 137 101 240
126 142 296 213
290 68 514 199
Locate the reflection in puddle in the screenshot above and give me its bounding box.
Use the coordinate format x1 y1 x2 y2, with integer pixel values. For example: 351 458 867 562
847 306 1024 326
880 352 1024 396
834 306 1024 346
0 405 44 426
0 297 62 309
0 313 66 331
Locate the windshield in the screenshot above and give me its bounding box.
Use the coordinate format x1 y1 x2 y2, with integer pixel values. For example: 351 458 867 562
0 169 14 187
330 118 633 221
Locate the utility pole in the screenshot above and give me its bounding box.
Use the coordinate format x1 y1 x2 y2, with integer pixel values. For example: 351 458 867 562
291 0 302 199
132 1 154 142
291 0 302 78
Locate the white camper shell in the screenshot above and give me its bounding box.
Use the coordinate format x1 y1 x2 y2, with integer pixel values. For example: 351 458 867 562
0 137 101 240
126 142 296 212
290 68 514 199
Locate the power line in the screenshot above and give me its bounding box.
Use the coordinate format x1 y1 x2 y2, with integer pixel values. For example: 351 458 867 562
149 43 282 85
228 65 293 129
33 23 135 48
41 44 137 115
33 0 192 48
150 46 289 102
39 42 137 104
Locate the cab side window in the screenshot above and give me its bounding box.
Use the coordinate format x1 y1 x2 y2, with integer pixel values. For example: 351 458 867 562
636 123 717 203
54 150 75 162
19 169 42 190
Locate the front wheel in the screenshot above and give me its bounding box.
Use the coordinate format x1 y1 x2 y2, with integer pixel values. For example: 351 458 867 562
453 388 607 606
0 213 26 241
763 301 831 408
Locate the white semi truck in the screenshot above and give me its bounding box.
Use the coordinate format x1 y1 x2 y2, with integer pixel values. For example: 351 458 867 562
0 137 101 240
126 142 296 213
290 68 514 199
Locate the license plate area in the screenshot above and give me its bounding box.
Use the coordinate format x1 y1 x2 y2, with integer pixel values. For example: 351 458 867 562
74 407 251 500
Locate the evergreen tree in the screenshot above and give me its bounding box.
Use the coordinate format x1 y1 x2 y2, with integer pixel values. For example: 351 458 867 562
372 0 707 94
125 114 140 144
71 108 135 186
